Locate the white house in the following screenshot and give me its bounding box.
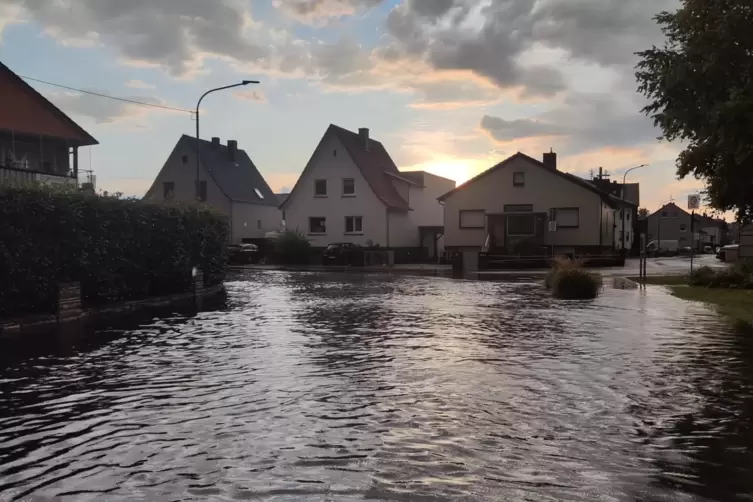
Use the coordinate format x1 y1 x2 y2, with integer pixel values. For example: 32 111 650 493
438 151 622 256
281 125 454 259
144 135 281 243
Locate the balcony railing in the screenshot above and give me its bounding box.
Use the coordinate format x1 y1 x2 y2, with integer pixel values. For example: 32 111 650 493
0 162 77 189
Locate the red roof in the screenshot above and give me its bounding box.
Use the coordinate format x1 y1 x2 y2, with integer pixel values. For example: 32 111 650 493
0 62 98 146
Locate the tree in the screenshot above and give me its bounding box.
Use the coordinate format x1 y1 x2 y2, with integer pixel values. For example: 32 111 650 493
636 0 753 221
638 208 650 219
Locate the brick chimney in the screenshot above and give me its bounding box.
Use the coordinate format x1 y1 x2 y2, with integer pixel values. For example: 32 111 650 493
211 137 220 149
543 149 557 169
227 140 238 161
359 128 370 151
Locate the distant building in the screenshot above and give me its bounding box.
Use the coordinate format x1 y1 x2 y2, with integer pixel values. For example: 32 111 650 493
144 135 280 243
0 62 98 188
281 125 454 260
646 202 726 250
589 171 640 254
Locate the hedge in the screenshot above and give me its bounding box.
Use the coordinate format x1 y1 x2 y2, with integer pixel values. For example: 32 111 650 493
0 187 229 318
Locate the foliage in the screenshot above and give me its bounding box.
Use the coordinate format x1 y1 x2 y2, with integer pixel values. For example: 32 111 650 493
638 208 650 219
636 0 753 220
544 257 602 299
687 262 753 289
271 229 312 265
0 187 229 318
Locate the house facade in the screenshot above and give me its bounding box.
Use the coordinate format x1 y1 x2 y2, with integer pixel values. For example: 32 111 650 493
439 152 620 256
281 125 454 258
144 135 280 243
0 62 98 189
646 203 724 250
590 174 640 253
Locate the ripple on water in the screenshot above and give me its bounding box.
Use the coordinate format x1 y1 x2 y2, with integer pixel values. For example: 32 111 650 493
1 270 753 501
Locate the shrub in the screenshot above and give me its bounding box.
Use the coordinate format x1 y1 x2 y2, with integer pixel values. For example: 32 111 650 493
0 187 229 317
544 256 586 289
551 268 603 299
271 229 312 265
689 266 716 287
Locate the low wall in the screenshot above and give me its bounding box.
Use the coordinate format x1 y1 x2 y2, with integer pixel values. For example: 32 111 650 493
0 273 225 340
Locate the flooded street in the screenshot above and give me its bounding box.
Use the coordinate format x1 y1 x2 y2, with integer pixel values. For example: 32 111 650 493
2 270 753 501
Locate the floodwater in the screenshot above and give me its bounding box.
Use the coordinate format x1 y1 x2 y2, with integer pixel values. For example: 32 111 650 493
1 270 753 501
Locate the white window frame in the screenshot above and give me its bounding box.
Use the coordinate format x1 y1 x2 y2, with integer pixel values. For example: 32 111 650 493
345 216 363 234
308 217 327 235
342 178 356 197
314 179 327 197
459 210 485 229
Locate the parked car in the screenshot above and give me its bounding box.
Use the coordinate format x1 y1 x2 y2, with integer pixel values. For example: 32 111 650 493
228 243 260 264
322 243 360 265
717 244 739 262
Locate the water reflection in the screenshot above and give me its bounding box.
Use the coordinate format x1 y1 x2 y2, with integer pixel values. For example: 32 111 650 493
0 270 752 501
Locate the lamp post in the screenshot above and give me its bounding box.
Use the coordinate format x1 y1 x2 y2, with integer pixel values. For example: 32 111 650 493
195 80 259 200
621 164 648 253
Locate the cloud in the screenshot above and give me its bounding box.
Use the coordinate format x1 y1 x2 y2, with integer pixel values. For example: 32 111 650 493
233 89 267 103
47 90 178 124
273 0 384 23
125 80 156 89
480 116 566 142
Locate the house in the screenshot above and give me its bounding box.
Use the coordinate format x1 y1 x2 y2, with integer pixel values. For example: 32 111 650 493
646 203 724 250
144 135 280 244
280 125 455 260
589 171 640 254
0 61 98 188
438 152 624 256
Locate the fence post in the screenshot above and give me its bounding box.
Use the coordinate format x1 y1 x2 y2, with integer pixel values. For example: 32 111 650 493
57 282 82 321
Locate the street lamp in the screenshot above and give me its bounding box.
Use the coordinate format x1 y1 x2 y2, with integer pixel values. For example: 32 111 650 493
195 80 259 200
621 164 648 253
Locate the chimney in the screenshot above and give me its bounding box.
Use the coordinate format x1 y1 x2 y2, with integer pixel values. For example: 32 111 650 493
543 149 557 169
359 128 370 151
227 140 238 161
211 137 220 149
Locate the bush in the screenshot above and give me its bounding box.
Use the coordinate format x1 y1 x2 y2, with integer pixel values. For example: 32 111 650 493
544 256 585 289
0 187 229 317
689 266 716 287
688 263 753 289
552 268 603 299
271 229 312 265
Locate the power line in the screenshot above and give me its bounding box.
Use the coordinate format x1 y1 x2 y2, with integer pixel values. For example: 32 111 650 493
19 75 194 115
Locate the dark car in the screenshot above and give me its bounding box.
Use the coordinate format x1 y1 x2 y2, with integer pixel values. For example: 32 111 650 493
228 243 260 264
322 243 360 265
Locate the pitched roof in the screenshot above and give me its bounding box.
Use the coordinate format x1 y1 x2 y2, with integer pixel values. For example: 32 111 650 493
437 152 619 208
275 193 289 205
327 125 410 210
0 62 98 146
180 135 276 205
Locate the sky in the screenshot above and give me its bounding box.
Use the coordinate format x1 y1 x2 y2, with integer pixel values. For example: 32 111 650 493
0 0 714 214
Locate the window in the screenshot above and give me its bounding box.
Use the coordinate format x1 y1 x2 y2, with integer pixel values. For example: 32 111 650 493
254 188 264 200
506 213 536 236
345 216 363 234
504 204 533 213
552 208 579 228
342 178 355 196
257 220 262 230
314 179 327 197
163 181 174 200
309 217 326 234
661 211 669 218
671 211 678 218
680 224 687 232
459 210 485 229
181 155 188 165
626 212 631 222
196 180 207 202
333 150 337 157
513 172 525 187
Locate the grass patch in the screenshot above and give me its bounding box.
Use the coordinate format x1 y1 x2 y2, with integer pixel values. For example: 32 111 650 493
668 286 753 325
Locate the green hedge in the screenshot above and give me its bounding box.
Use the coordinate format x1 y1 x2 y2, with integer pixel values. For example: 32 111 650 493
0 187 229 318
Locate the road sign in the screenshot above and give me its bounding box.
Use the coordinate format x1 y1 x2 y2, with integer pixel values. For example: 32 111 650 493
688 194 701 210
548 221 557 232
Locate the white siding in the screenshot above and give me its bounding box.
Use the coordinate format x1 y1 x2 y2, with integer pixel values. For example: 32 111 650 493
231 202 281 243
284 135 388 247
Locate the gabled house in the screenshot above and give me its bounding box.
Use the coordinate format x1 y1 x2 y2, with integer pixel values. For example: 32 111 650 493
281 125 454 259
589 172 640 253
0 61 98 188
438 152 621 256
646 202 723 250
144 135 280 243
